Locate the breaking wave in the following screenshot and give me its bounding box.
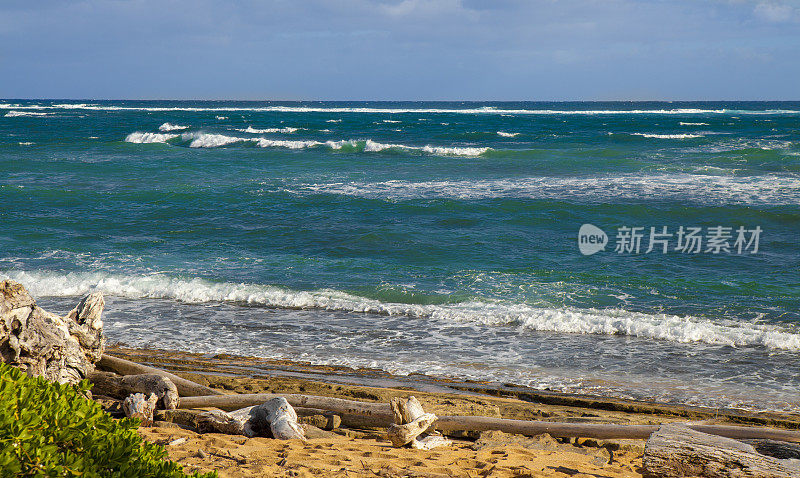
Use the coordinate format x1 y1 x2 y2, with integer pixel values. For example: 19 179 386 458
123 131 490 156
274 174 800 205
630 133 705 139
124 132 180 143
5 269 800 351
5 111 50 117
236 126 300 134
159 122 189 131
497 131 520 137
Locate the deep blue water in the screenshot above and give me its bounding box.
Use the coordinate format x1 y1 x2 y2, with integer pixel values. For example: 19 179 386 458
2 100 799 411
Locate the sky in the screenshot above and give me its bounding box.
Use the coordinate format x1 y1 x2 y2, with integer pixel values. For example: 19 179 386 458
1 0 799 100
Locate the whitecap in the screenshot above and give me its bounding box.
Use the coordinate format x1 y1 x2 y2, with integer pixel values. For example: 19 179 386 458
5 269 800 351
159 122 189 131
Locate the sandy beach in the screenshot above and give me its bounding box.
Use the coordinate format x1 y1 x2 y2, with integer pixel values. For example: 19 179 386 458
101 346 800 477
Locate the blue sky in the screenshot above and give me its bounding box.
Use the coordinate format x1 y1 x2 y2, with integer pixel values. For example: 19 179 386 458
1 0 798 100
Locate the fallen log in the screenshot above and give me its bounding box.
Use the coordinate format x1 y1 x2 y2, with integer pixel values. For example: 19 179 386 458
434 416 800 443
643 424 800 478
88 371 178 410
97 354 222 397
179 393 393 420
196 399 305 440
178 393 800 443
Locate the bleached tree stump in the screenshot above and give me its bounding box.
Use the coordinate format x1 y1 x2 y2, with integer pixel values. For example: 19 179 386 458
1 280 104 384
263 397 306 440
89 371 178 409
387 396 450 449
123 393 159 426
643 424 800 478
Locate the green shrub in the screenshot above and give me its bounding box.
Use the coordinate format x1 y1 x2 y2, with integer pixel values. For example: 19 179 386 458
0 362 216 477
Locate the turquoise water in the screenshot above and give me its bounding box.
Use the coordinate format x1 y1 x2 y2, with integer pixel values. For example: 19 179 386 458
2 100 799 411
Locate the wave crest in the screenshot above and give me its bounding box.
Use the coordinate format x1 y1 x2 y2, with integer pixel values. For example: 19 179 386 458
4 269 800 351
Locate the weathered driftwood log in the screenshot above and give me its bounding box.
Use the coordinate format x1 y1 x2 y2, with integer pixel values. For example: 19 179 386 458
434 417 800 443
97 354 222 397
643 424 800 478
1 280 104 384
741 439 800 460
264 398 306 440
387 396 450 449
178 393 800 443
179 393 393 421
196 399 305 440
88 370 178 410
123 393 158 426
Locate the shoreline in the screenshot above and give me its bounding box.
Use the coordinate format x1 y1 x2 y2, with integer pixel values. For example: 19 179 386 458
107 345 800 430
109 344 800 477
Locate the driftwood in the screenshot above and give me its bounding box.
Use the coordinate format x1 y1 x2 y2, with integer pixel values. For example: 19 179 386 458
741 439 800 460
1 280 104 384
387 396 450 449
123 393 158 426
179 393 800 443
643 424 800 478
88 370 178 409
264 398 306 440
179 393 393 421
434 416 800 443
196 398 305 440
97 354 222 397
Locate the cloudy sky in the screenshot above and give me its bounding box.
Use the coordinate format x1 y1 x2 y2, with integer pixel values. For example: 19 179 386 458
1 0 798 100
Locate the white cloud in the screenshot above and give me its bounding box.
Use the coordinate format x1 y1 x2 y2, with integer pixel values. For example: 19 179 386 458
753 1 797 22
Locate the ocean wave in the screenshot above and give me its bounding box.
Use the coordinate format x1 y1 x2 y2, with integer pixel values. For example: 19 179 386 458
123 131 490 156
630 133 705 139
274 174 800 204
236 126 300 134
497 131 520 137
159 122 189 131
124 132 180 143
5 111 50 117
3 103 800 115
680 122 709 126
5 269 800 351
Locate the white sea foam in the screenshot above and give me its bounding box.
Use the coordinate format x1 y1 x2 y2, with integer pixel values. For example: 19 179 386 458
363 139 489 156
326 119 342 122
254 138 322 149
187 133 243 148
236 126 300 134
278 174 800 205
124 132 180 143
680 122 710 126
5 103 800 115
159 122 189 131
124 130 489 156
630 133 704 139
497 131 520 137
5 269 800 351
18 142 34 146
5 111 50 117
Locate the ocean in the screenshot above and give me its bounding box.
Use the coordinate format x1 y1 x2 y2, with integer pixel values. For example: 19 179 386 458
1 100 798 412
